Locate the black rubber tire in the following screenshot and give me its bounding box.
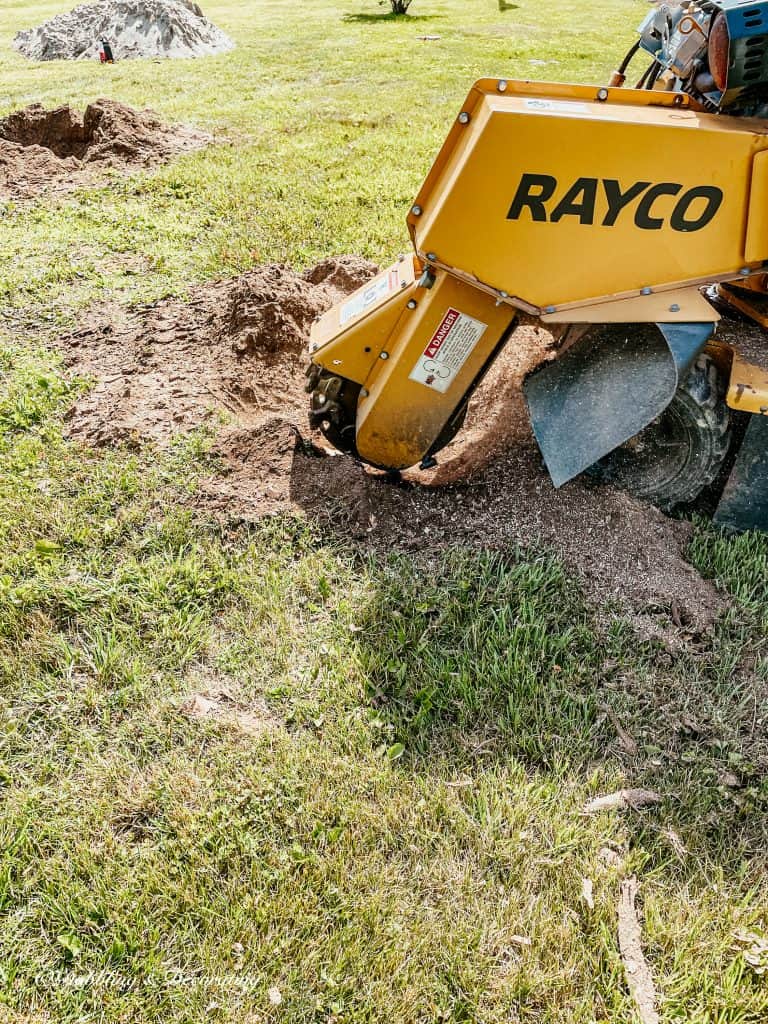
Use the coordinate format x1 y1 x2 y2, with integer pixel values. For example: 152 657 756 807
591 353 732 511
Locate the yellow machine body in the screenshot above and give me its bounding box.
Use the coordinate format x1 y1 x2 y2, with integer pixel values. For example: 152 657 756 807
405 81 768 312
309 80 768 530
728 351 768 415
311 259 515 469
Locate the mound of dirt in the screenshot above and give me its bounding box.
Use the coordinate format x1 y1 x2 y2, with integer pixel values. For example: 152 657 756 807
0 99 210 200
57 255 728 630
428 316 564 485
204 423 724 632
14 0 234 62
60 256 379 445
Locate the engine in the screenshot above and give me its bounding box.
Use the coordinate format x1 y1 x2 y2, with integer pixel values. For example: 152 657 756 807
629 0 768 113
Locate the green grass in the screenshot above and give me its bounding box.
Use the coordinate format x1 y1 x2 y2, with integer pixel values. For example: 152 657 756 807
0 0 648 311
0 1 767 1021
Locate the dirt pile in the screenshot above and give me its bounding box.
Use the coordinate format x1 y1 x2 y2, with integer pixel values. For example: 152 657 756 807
206 423 723 631
57 257 726 629
428 317 562 485
0 99 210 200
14 0 234 62
60 257 379 445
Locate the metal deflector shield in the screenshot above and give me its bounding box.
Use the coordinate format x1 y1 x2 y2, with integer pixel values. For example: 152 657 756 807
524 322 714 487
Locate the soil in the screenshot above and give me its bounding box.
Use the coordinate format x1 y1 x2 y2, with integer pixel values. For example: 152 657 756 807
60 257 377 445
182 683 281 739
14 0 234 62
57 257 751 632
0 99 210 201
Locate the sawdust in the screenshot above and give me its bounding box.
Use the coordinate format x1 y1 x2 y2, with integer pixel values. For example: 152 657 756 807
425 316 562 485
57 258 731 629
14 0 234 62
205 421 724 630
0 99 210 201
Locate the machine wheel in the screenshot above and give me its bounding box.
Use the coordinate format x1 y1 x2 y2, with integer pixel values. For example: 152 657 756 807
591 353 732 511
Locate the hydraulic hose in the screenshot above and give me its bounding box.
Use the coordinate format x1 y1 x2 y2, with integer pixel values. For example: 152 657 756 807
608 39 642 87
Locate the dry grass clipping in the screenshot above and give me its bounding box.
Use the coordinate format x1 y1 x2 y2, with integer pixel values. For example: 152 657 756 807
618 877 660 1024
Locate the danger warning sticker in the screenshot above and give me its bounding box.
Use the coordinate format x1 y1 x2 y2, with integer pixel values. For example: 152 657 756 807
409 308 487 394
339 268 402 326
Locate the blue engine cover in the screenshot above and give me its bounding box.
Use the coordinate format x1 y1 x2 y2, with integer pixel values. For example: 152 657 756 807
638 0 768 108
718 0 768 100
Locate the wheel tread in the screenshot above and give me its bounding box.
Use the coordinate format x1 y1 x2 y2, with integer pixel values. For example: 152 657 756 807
594 353 732 510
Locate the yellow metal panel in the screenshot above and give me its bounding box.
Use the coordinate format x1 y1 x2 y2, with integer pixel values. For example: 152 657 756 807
408 81 768 310
727 351 768 415
310 257 417 386
541 286 720 324
745 152 768 264
355 272 515 469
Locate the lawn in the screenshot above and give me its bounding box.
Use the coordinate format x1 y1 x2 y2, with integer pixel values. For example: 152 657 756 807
0 1 767 1022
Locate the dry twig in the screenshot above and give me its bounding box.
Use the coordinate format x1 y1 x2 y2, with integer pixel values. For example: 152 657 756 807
618 877 660 1024
583 789 662 814
600 703 639 755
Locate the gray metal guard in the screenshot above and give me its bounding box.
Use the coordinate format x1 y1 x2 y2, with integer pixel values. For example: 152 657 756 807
524 321 715 488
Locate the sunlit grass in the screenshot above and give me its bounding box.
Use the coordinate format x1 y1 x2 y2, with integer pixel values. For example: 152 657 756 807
0 1 766 1021
0 0 650 310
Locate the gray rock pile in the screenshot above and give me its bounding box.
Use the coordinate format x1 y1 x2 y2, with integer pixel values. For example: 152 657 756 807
13 0 235 61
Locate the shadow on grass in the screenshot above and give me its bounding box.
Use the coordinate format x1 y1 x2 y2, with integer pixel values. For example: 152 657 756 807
353 548 607 768
348 544 768 869
342 12 444 23
284 447 768 869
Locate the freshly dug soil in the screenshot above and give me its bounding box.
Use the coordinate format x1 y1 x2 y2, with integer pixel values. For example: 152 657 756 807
205 422 724 632
0 99 210 200
57 256 730 629
60 257 380 445
14 0 234 62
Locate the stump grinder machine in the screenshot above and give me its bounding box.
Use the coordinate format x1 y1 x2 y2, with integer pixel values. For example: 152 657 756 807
307 0 768 532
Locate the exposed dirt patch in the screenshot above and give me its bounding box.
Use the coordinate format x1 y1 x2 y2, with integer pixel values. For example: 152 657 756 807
181 664 283 738
58 258 735 630
60 257 377 444
206 421 724 632
426 317 563 485
183 691 281 739
0 99 210 201
304 256 384 295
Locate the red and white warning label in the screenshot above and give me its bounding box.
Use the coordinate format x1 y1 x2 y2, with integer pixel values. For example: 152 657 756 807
409 307 487 394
